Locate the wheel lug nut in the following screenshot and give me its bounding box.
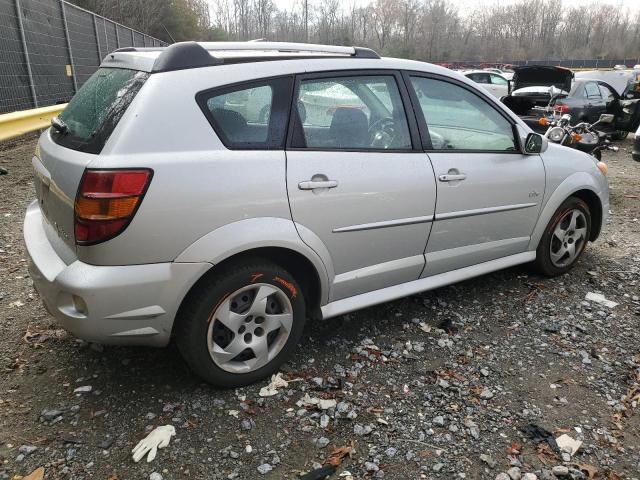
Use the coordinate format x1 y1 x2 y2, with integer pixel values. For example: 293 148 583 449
244 333 252 343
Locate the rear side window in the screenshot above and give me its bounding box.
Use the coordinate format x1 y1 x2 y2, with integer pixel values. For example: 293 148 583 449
585 82 601 98
291 75 412 150
52 68 148 154
198 77 293 149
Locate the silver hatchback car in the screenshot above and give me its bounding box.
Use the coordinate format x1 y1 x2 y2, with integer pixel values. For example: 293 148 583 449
25 42 618 387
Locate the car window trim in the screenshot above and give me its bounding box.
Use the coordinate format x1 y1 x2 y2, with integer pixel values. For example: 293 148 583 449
195 75 294 150
400 70 523 154
285 69 421 153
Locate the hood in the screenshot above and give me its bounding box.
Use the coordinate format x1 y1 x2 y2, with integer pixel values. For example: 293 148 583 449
511 66 574 94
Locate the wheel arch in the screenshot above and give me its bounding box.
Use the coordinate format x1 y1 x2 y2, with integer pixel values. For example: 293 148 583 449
529 173 606 250
173 217 331 325
571 189 603 241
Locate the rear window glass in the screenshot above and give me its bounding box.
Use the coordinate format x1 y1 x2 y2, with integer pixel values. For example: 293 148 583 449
52 68 148 154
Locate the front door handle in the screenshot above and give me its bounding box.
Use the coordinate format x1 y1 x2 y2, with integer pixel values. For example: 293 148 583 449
438 173 467 182
298 180 338 190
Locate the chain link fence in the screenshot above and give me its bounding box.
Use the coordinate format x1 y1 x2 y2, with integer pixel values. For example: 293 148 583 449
0 0 167 114
448 58 640 70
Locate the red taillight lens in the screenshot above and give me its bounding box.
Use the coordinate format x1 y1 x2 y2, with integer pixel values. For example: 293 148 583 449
75 169 152 245
554 103 570 114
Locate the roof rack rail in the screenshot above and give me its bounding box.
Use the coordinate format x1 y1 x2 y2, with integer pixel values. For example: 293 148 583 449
150 41 380 73
198 41 380 58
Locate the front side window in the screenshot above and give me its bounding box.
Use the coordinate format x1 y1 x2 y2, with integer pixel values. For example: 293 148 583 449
198 77 292 149
490 74 508 86
467 73 490 84
410 76 517 151
292 75 412 150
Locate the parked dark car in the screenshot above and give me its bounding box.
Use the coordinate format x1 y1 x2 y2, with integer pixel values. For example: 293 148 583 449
501 66 574 119
502 66 640 136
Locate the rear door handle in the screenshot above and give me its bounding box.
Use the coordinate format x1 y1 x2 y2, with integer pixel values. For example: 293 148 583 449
438 174 467 182
298 180 338 190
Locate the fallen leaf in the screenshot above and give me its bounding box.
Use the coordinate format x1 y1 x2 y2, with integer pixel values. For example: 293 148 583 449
23 467 44 480
325 441 356 467
23 326 67 347
186 419 198 428
572 463 598 479
506 442 522 455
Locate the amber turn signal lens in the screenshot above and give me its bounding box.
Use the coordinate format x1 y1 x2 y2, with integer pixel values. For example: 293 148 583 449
571 133 582 142
74 169 152 245
597 161 608 176
75 196 140 220
538 117 549 126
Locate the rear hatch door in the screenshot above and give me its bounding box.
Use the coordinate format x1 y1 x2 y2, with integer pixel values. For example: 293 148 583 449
34 68 148 260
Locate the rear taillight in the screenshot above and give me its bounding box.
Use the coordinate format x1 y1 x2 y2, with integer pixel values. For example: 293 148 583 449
554 103 570 114
74 169 153 245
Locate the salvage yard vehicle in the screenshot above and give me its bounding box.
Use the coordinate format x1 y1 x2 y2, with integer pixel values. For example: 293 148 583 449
501 65 574 115
25 41 624 386
462 70 509 98
502 66 640 138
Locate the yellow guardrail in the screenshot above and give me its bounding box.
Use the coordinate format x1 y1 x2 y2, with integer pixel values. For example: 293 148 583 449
0 104 68 142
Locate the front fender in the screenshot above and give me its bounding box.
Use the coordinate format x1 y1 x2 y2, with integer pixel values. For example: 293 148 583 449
174 217 332 305
528 171 608 250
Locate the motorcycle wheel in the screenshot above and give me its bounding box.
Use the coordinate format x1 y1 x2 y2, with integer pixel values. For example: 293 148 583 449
612 131 629 140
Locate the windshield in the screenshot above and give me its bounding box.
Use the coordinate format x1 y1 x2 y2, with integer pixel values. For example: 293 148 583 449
52 68 148 153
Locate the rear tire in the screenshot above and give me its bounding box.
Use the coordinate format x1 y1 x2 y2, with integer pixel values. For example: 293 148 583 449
533 197 591 276
175 259 306 387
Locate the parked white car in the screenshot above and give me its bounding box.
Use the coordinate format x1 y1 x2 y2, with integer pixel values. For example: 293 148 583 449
463 70 509 98
483 67 514 80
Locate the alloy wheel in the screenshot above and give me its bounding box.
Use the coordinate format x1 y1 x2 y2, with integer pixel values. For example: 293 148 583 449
206 283 293 373
550 209 588 268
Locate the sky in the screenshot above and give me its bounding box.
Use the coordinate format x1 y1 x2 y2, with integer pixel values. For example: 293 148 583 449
264 0 640 12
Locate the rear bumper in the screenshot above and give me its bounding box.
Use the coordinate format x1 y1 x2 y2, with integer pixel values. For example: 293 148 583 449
24 200 210 347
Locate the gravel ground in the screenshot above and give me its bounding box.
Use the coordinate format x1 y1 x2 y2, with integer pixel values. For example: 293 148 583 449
0 135 639 480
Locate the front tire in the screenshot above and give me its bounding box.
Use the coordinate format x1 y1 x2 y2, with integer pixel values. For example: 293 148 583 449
533 197 591 276
175 259 306 387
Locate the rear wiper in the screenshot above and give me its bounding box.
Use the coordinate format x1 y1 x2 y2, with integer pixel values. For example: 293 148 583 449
51 116 68 134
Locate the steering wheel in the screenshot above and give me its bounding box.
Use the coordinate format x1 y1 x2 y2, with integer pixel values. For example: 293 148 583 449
368 117 398 148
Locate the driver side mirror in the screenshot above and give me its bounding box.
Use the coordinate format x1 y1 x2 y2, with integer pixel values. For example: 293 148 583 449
598 113 615 124
524 132 546 154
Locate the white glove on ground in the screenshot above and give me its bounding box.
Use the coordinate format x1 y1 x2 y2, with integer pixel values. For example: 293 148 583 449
132 425 176 463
